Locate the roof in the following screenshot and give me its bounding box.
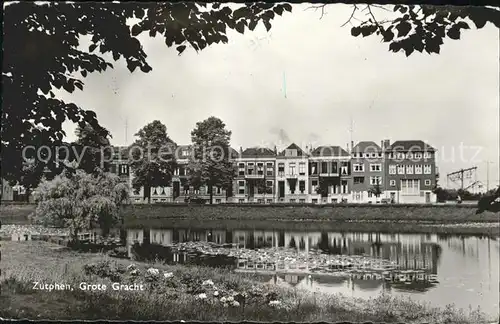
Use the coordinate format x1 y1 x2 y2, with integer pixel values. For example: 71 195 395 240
387 140 436 152
278 143 307 157
229 147 240 159
310 146 349 157
241 147 276 158
352 141 382 153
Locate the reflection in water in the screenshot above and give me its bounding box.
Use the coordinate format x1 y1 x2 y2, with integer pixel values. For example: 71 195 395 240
125 227 499 318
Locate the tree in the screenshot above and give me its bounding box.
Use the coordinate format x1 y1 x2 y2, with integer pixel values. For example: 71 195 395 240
308 4 499 57
31 170 129 242
316 177 330 198
73 123 113 174
369 179 383 198
255 178 273 202
129 120 177 204
188 117 234 205
2 2 292 186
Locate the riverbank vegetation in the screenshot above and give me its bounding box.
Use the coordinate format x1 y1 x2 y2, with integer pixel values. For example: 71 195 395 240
1 241 494 323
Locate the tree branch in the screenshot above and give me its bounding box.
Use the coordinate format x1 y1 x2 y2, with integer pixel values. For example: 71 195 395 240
305 4 328 19
341 5 359 27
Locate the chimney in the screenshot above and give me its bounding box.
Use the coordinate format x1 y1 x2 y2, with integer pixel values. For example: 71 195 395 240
381 140 384 151
346 142 350 153
239 146 243 155
274 145 277 154
351 141 354 152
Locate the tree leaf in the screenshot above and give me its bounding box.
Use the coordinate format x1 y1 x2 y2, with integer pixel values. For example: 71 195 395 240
235 21 245 34
131 24 142 37
263 20 272 32
351 26 361 37
89 44 97 52
177 45 187 55
447 26 460 40
282 3 292 12
395 21 412 38
81 70 87 77
248 20 258 31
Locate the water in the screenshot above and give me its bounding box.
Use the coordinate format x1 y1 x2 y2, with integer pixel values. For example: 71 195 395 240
125 227 499 318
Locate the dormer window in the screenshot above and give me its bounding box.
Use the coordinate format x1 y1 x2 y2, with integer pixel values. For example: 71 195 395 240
285 149 298 157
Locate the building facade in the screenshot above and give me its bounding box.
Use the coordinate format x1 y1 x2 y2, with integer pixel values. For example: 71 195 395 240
233 147 277 203
351 141 384 203
383 140 438 204
308 146 351 203
276 144 309 203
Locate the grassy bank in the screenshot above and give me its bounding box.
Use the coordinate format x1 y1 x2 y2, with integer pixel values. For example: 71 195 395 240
1 241 494 323
124 204 499 223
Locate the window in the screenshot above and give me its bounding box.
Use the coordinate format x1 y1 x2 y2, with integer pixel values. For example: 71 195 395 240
311 180 318 193
299 199 306 203
407 153 413 159
216 187 222 194
257 199 263 203
415 165 423 174
257 163 264 175
401 179 420 195
120 164 128 175
331 161 338 173
415 153 422 159
354 177 364 184
424 152 431 159
397 165 405 174
312 199 318 203
389 180 396 186
247 163 254 175
266 162 274 176
406 165 414 174
215 199 221 204
289 199 296 203
238 199 244 203
371 153 377 158
238 180 245 195
424 165 432 174
389 165 397 174
299 180 305 194
321 162 328 173
353 163 364 172
370 176 382 185
424 179 431 186
289 163 296 175
266 180 273 194
368 192 372 198
299 162 306 175
364 153 370 158
266 199 273 204
378 153 383 158
310 162 318 175
341 162 349 175
370 164 381 172
278 163 285 176
396 153 405 159
285 149 298 157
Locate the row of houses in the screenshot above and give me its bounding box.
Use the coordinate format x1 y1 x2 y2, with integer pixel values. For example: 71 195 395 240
110 139 439 204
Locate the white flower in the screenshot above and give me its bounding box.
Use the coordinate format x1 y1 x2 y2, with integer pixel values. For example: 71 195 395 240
220 297 227 303
130 269 140 276
269 300 281 307
147 268 159 276
127 264 136 270
202 279 214 286
231 301 240 307
213 291 219 297
197 293 207 300
163 272 173 279
227 296 234 302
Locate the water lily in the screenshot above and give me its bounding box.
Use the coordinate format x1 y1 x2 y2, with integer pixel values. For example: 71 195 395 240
213 291 219 297
231 301 240 307
220 296 227 303
163 272 173 279
227 296 234 302
127 264 136 270
147 268 159 276
196 293 207 300
130 269 140 276
202 279 214 286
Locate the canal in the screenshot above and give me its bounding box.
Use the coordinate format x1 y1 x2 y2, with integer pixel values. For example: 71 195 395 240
124 226 499 318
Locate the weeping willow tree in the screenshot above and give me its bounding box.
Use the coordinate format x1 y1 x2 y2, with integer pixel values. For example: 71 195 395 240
32 169 130 242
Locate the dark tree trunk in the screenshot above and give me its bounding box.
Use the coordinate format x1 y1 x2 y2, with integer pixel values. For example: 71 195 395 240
209 184 213 204
25 188 31 202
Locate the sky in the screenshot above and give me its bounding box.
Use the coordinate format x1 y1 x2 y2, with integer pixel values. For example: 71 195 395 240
58 4 499 190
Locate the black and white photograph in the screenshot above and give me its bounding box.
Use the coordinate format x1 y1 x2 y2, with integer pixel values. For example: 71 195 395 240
1 1 499 322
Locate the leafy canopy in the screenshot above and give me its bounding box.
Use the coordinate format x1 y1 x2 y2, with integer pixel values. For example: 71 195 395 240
129 120 177 201
2 1 292 184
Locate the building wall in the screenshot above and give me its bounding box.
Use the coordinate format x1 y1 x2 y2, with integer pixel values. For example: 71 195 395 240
385 151 437 204
351 155 384 203
275 157 309 203
1 178 14 201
